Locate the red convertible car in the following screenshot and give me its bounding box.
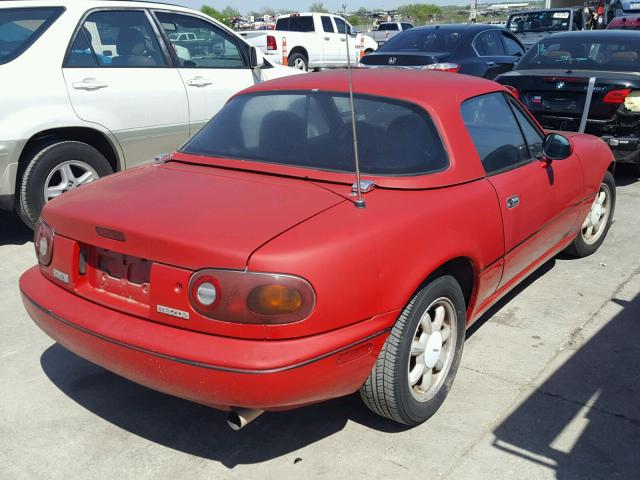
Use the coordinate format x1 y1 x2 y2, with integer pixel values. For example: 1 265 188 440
20 70 615 429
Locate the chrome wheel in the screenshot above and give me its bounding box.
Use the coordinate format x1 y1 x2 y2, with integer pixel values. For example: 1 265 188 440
44 160 99 202
581 182 611 245
291 57 307 70
408 297 457 402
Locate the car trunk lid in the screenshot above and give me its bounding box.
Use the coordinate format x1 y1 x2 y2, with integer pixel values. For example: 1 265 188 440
505 69 640 129
41 161 346 338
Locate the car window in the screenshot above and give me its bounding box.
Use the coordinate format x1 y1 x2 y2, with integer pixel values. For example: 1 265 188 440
68 10 167 67
509 98 544 159
321 16 334 33
401 23 414 30
277 16 314 32
0 7 64 65
67 28 99 67
501 31 524 56
516 35 640 72
182 92 449 176
508 10 572 34
335 17 347 34
474 30 506 56
380 28 464 52
155 12 245 68
461 92 531 175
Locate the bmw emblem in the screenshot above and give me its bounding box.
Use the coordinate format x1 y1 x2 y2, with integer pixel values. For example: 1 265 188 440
388 57 397 65
556 81 565 89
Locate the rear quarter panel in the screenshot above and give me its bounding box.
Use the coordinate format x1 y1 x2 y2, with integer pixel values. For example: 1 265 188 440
249 180 504 340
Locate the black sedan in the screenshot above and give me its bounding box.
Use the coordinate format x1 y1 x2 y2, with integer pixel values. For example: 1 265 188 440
496 30 640 172
359 24 525 79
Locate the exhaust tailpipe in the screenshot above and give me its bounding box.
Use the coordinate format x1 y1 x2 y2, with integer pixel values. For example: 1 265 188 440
227 408 264 430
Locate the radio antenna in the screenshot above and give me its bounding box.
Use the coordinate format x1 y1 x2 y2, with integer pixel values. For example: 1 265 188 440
342 4 365 209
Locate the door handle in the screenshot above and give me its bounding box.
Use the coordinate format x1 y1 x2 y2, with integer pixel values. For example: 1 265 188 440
507 195 520 209
340 38 346 42
72 78 109 91
486 61 496 66
186 77 212 87
324 36 330 41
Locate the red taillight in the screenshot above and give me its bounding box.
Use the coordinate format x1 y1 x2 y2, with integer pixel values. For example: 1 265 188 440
34 220 54 266
266 35 277 51
504 85 520 100
188 269 315 325
602 88 632 104
425 62 460 73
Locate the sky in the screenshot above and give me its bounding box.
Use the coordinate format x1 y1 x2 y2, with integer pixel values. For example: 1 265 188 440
173 1 459 14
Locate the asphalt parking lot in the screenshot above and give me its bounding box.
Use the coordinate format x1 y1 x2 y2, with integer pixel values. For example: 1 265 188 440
1 168 639 480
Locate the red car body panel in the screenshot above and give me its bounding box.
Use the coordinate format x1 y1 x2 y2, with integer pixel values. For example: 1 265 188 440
19 70 614 412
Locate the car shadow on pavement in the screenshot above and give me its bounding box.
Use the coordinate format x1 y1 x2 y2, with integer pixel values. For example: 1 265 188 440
0 210 31 246
491 292 640 479
40 344 409 468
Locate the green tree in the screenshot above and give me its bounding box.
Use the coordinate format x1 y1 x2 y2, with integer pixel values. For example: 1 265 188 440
222 6 240 18
309 2 329 13
348 15 362 26
397 3 442 24
201 5 227 26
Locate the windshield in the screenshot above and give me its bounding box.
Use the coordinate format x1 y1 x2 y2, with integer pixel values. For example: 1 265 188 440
507 10 572 33
517 35 640 71
181 92 448 176
0 7 64 65
379 28 465 53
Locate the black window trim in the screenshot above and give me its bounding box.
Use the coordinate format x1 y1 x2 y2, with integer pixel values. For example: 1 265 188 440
462 91 538 177
320 15 335 33
472 28 507 58
179 89 451 178
499 30 525 57
149 8 252 70
63 7 173 69
1 6 66 66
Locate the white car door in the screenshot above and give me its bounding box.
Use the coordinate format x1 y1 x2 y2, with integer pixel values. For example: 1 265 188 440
317 15 340 64
63 9 189 167
153 10 255 134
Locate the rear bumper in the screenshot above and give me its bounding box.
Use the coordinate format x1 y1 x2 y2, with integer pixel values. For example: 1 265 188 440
20 266 390 411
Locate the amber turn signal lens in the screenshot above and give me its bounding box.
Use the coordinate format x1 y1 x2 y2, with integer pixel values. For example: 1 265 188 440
247 284 302 315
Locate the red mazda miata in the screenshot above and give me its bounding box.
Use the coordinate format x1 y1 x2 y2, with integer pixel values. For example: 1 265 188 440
20 70 615 428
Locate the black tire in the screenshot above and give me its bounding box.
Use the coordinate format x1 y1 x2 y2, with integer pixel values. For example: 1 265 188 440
360 275 466 425
17 141 113 229
288 52 308 71
565 170 616 258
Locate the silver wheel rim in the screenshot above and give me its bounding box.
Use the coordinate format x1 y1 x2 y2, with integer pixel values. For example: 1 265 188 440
408 297 457 402
581 182 611 245
44 160 99 202
292 57 306 70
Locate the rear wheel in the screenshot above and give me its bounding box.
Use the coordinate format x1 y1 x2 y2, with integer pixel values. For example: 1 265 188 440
565 171 615 257
288 52 308 71
360 275 466 425
17 141 113 228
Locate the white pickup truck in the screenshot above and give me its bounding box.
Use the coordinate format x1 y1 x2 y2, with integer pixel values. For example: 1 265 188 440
241 12 378 70
367 22 414 46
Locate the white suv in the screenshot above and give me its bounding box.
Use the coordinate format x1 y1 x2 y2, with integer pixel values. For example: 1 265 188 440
0 1 299 227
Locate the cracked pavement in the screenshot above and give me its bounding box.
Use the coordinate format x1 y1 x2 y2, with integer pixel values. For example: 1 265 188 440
1 173 639 480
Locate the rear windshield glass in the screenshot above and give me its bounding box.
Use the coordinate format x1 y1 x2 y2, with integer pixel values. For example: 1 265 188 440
0 7 64 65
181 92 448 176
379 28 464 53
517 35 640 71
507 10 572 33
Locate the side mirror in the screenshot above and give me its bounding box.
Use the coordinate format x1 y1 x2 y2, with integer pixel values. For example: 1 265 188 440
249 46 264 68
543 133 572 160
